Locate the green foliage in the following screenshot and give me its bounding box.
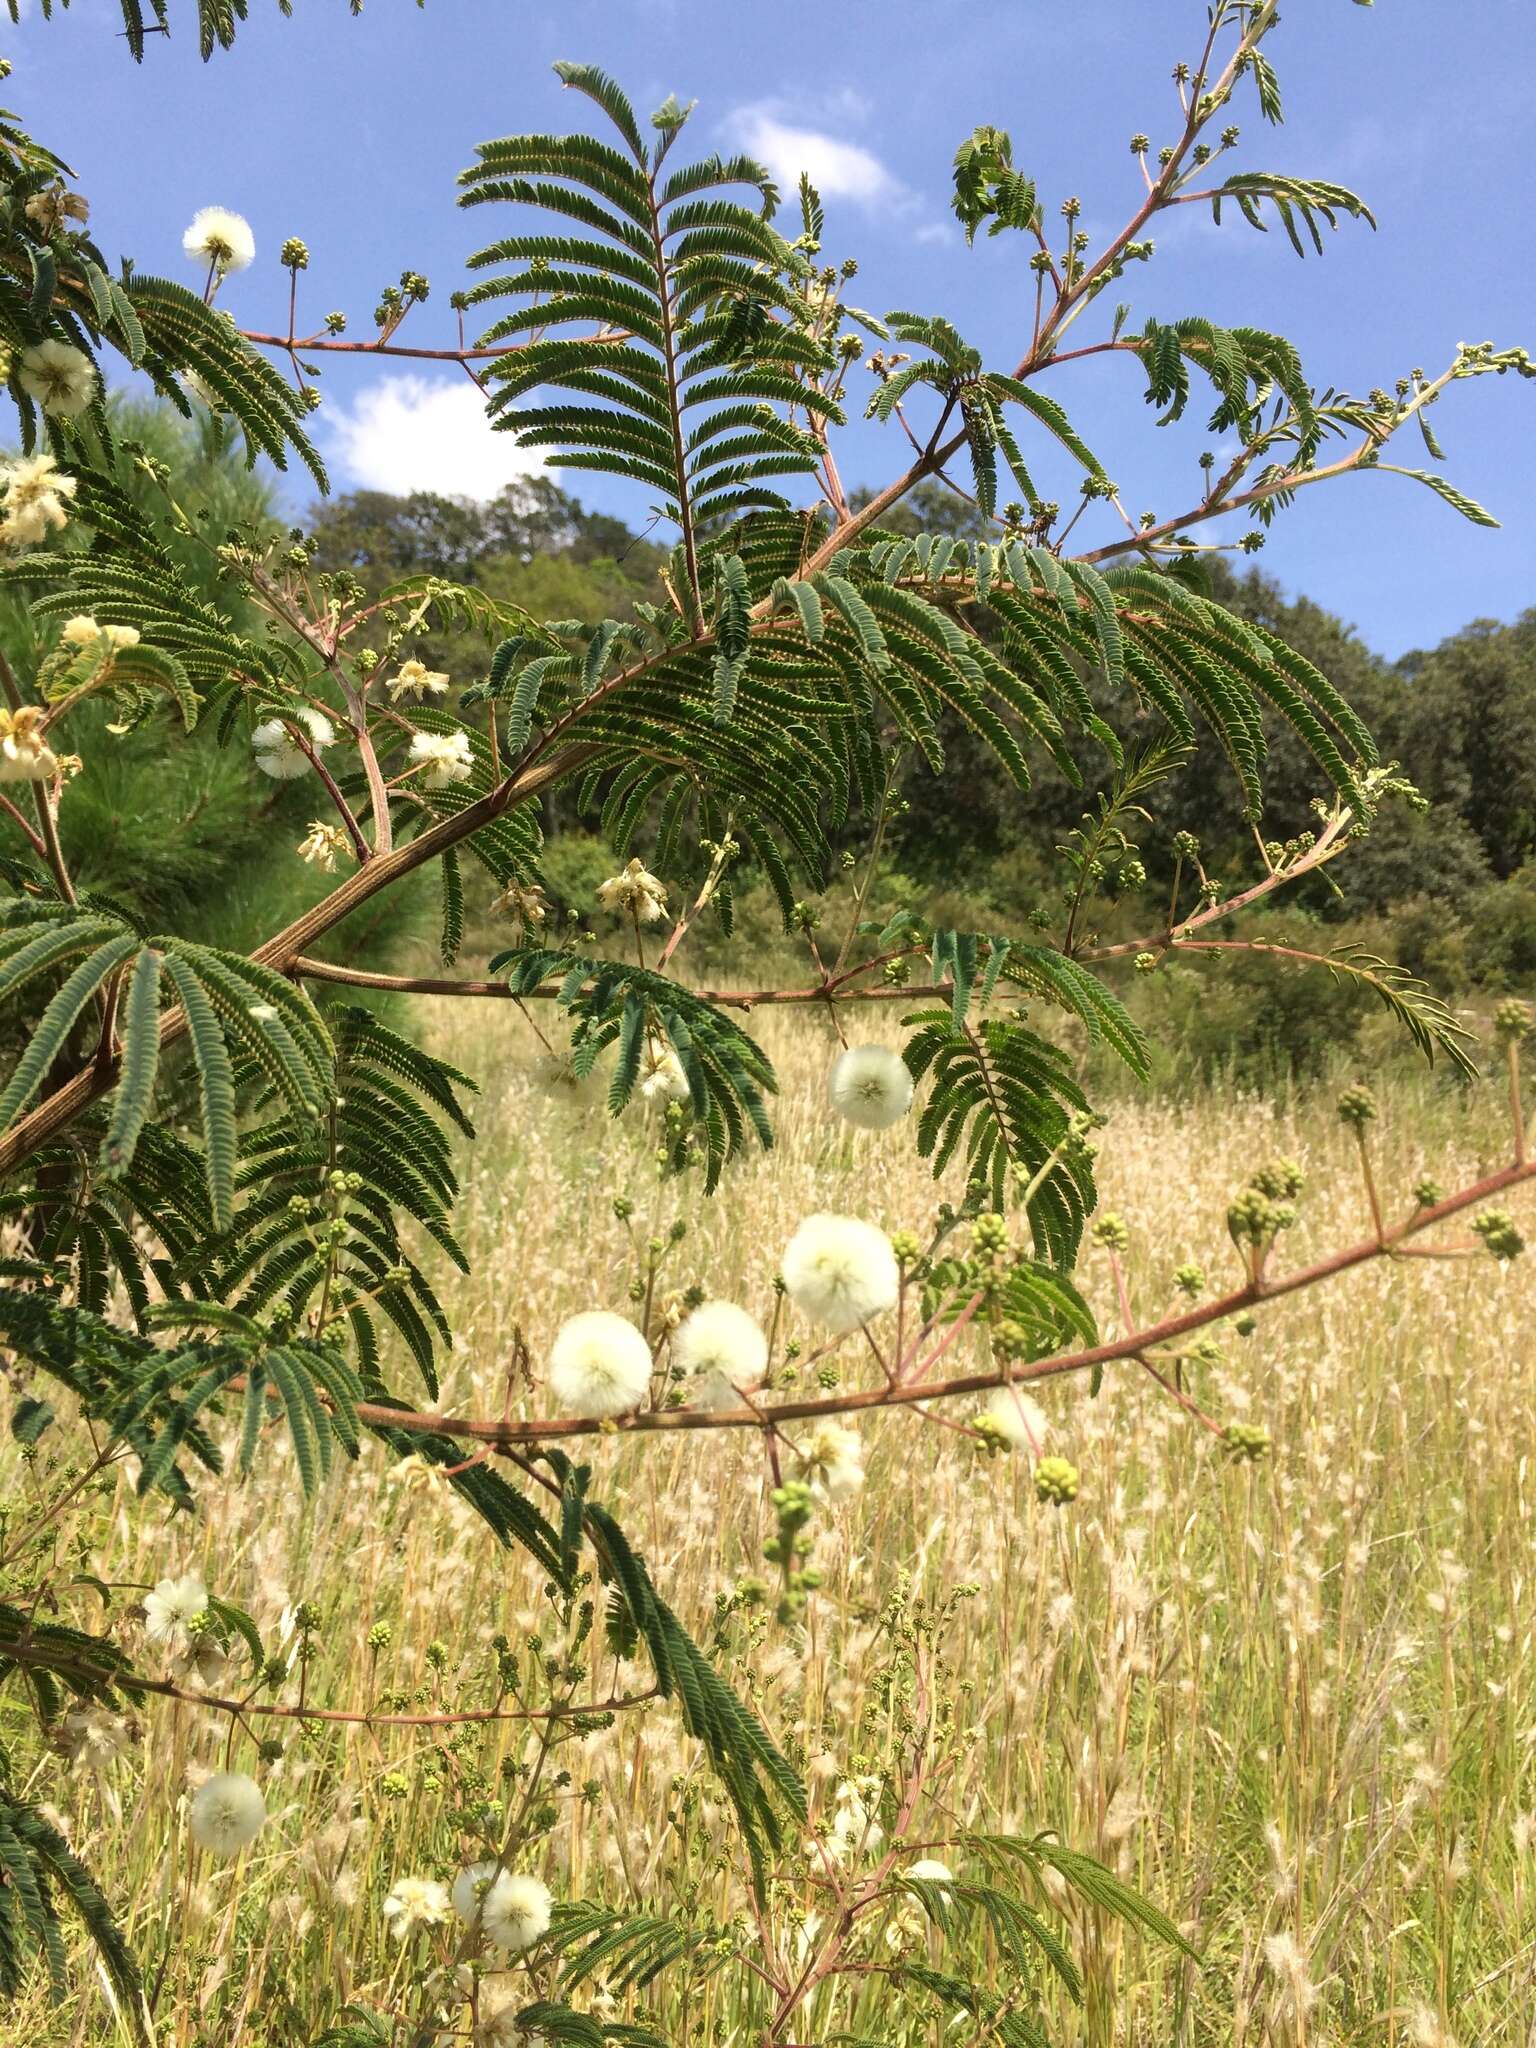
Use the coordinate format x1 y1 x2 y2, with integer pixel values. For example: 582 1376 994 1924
0 7 1525 2029
495 947 775 1188
904 1008 1096 1257
0 1789 145 2036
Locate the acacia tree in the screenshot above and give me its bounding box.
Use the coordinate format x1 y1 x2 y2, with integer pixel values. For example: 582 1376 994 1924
0 3 1532 2041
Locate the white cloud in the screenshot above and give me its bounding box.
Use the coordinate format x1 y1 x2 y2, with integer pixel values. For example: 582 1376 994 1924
734 107 899 209
319 374 543 501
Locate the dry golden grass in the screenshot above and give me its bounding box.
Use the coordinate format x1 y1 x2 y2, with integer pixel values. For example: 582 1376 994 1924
7 999 1536 2046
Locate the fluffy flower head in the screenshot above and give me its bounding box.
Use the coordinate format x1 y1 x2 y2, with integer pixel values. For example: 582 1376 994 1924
979 1388 1049 1455
57 1703 137 1774
189 1771 266 1856
906 1857 955 1892
827 1043 914 1131
547 1311 652 1418
62 614 139 651
452 1863 552 1952
382 1874 451 1940
18 340 96 419
252 708 335 780
596 856 667 924
143 1571 207 1645
183 206 255 273
407 728 474 788
675 1301 768 1406
782 1213 899 1334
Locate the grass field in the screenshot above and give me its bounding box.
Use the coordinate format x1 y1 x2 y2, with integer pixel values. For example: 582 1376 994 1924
7 997 1535 2046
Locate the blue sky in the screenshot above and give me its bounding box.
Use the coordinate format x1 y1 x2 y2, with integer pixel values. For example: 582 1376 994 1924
3 0 1532 658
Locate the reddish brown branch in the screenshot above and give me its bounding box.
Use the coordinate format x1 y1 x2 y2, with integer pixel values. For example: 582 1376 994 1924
344 1155 1535 1451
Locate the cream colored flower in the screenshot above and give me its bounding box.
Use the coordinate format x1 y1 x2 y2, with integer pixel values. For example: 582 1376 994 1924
183 205 255 273
189 1772 266 1856
827 1044 914 1131
0 706 59 784
491 878 550 934
782 1214 899 1334
252 708 335 780
794 1419 865 1504
825 1775 884 1861
382 1874 451 1941
638 1043 690 1106
295 820 352 871
61 615 139 652
407 729 474 788
978 1388 1049 1456
25 183 90 236
386 658 450 701
56 1703 138 1775
547 1311 653 1419
451 1863 553 1953
1 451 77 547
144 1571 208 1648
482 1871 553 1953
18 340 97 419
596 856 667 924
674 1301 768 1407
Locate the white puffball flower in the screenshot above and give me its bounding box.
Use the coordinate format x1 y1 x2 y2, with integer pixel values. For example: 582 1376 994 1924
143 1571 207 1646
483 1871 553 1953
183 205 256 274
18 340 97 419
905 1857 955 1901
452 1863 552 1953
382 1874 451 1941
980 1388 1050 1456
675 1301 768 1408
828 1043 914 1131
189 1772 266 1857
781 1213 899 1334
795 1419 865 1504
252 707 335 780
407 728 474 789
547 1311 653 1419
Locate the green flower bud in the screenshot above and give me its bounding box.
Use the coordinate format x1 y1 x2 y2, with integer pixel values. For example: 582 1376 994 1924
1494 997 1532 1044
1472 1208 1525 1261
1034 1456 1080 1506
1223 1421 1270 1463
1091 1213 1129 1253
1336 1084 1378 1129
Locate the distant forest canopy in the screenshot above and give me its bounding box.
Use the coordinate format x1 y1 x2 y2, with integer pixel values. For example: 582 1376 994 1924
7 401 1531 1005
306 467 1536 917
